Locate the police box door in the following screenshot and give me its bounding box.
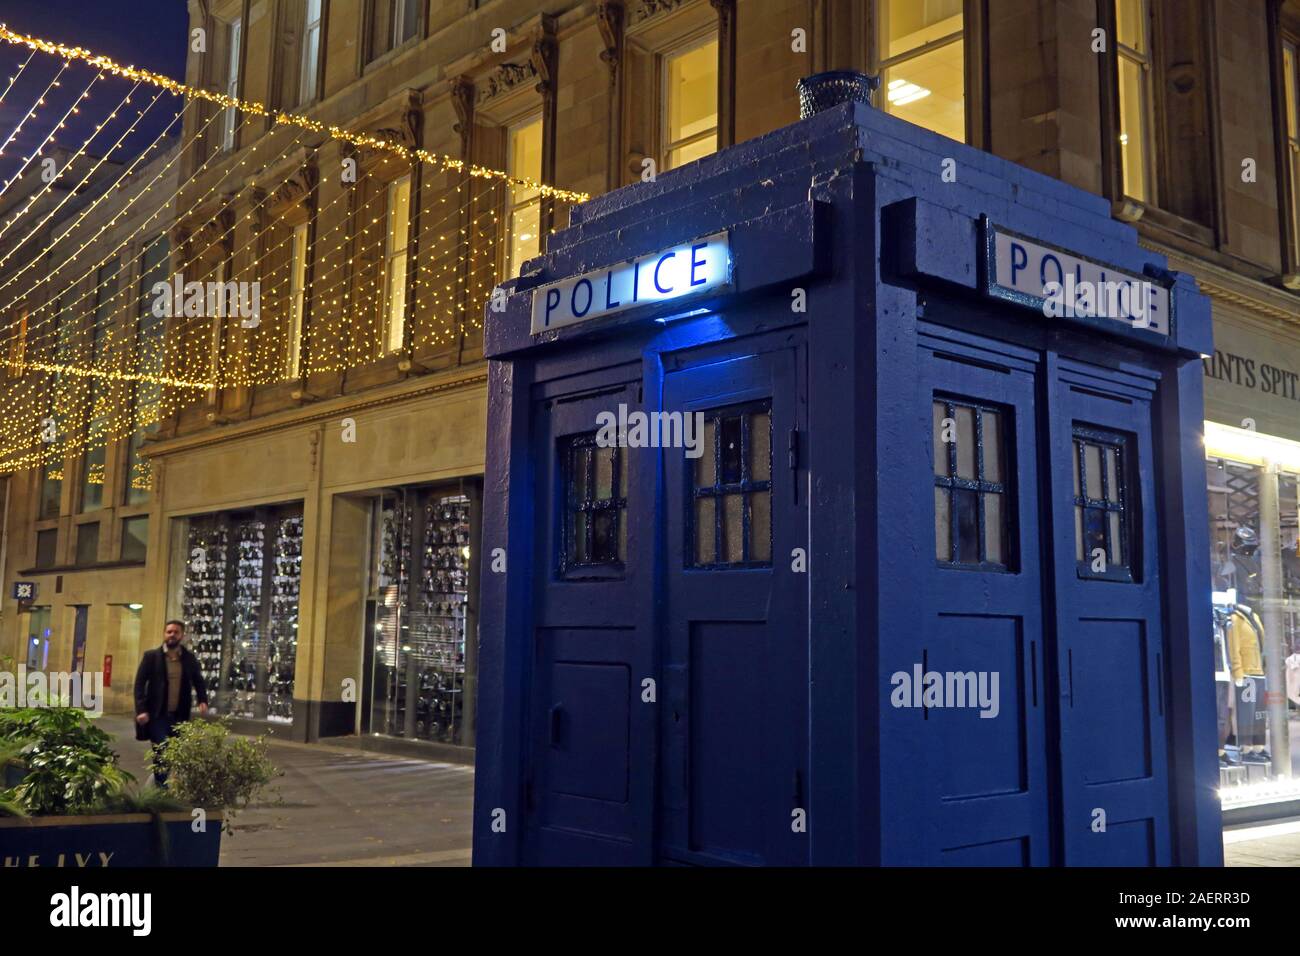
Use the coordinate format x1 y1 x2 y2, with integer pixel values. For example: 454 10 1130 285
658 341 808 866
523 373 655 866
1045 355 1171 866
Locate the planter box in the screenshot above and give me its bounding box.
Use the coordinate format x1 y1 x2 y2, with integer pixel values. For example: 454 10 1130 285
0 811 223 867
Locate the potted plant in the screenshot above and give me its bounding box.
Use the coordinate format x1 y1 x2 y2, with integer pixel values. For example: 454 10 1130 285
0 709 277 867
148 716 278 835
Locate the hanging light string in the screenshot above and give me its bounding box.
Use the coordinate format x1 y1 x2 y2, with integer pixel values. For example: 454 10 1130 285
0 23 590 203
0 66 100 197
0 58 67 163
0 81 155 244
0 48 36 107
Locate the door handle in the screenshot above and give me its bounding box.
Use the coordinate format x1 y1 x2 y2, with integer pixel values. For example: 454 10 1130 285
549 703 563 747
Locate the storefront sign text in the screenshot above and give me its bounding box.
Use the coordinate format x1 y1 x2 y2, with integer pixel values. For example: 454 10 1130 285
1203 349 1300 403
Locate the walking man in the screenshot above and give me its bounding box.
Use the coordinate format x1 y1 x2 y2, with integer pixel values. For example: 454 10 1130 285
134 619 208 785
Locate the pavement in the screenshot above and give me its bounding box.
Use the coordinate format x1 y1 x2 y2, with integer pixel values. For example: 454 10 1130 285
95 715 474 867
91 714 1300 867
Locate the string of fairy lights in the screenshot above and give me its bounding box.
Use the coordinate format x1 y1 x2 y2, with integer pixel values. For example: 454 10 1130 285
0 23 586 485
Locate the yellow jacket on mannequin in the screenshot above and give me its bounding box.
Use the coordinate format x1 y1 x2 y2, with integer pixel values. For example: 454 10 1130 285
1229 606 1266 682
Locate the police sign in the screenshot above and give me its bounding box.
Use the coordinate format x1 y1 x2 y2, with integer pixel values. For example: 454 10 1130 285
530 232 730 334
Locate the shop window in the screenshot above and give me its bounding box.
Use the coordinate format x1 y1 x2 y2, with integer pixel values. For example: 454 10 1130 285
662 36 718 171
1072 426 1134 582
382 175 411 354
505 116 543 279
121 516 148 563
35 529 57 570
287 222 309 377
562 433 628 573
932 397 1011 571
1114 0 1153 203
689 401 772 568
75 522 100 566
299 0 323 106
221 16 242 152
368 0 419 63
877 0 965 143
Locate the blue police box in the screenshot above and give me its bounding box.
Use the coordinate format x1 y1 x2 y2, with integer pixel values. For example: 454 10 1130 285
473 76 1221 866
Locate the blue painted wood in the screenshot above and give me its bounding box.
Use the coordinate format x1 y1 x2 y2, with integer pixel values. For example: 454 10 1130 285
474 92 1221 866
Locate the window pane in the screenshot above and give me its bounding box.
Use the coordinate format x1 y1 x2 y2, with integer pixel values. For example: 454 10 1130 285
955 405 976 479
722 493 743 563
81 446 106 512
592 509 616 562
696 417 716 487
400 0 419 43
506 199 540 280
122 516 148 562
1084 508 1107 563
1285 43 1299 140
695 496 716 564
983 492 1003 565
573 511 589 563
880 0 962 60
1105 447 1120 503
665 39 718 169
1108 511 1123 565
881 37 965 142
1115 0 1146 53
935 487 951 561
749 490 771 563
1073 444 1081 497
749 411 771 482
1075 504 1084 561
720 415 742 484
668 138 718 170
954 488 978 564
595 446 614 499
385 251 407 352
76 522 100 565
573 446 589 502
933 401 950 477
36 529 57 569
1117 56 1148 202
40 462 62 518
1084 443 1103 500
981 409 1001 482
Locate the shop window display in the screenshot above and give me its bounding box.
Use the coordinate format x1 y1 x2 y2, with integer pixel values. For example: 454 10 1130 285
368 486 475 745
178 506 303 724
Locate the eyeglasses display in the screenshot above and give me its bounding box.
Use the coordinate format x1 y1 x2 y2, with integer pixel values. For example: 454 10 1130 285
177 506 303 725
370 489 472 745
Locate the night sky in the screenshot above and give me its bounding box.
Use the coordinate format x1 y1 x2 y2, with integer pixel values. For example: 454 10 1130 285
0 1 189 184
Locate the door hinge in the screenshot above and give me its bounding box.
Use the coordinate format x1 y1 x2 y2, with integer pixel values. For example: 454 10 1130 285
788 426 800 504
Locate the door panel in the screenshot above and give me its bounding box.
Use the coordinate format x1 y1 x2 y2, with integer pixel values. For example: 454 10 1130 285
1047 356 1170 866
660 345 807 866
912 335 1052 865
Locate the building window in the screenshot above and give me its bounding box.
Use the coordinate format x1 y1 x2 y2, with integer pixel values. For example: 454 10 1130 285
505 116 542 279
35 529 57 570
75 522 100 566
368 0 419 63
122 515 149 563
1283 38 1300 257
39 460 62 520
1072 426 1134 581
208 258 227 387
382 175 411 354
933 397 1011 570
690 401 772 568
1115 0 1153 202
126 235 168 505
288 222 309 377
82 258 118 514
299 0 323 106
8 309 27 371
561 433 627 573
222 16 242 152
662 36 718 170
877 0 965 142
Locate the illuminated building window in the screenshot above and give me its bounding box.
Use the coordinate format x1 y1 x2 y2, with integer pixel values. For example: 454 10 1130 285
221 16 242 152
877 0 965 143
39 461 62 520
382 175 411 354
1115 0 1153 202
562 432 627 573
288 222 309 377
662 36 718 171
505 116 543 279
369 0 419 63
1283 39 1300 257
1072 426 1135 582
689 401 772 568
300 0 323 106
933 396 1011 571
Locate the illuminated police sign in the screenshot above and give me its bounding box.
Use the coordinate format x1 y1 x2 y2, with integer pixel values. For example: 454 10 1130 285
985 225 1171 336
530 232 730 334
